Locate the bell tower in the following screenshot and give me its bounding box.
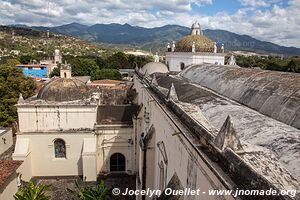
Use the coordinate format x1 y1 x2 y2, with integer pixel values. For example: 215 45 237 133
191 21 202 36
60 62 72 79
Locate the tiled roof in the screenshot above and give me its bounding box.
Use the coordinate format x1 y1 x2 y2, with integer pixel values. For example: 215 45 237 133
0 160 22 186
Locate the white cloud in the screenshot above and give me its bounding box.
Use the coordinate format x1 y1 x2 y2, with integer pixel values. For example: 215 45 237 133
0 0 299 47
239 0 270 7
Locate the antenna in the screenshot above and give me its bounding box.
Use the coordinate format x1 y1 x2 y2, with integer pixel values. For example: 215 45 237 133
47 0 50 58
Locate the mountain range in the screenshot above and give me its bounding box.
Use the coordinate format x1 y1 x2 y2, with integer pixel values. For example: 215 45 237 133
14 23 300 56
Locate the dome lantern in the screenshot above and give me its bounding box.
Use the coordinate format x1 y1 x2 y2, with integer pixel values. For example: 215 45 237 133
191 21 202 36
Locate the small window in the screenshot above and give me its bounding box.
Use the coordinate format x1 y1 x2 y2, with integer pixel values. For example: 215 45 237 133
54 139 66 158
180 62 185 70
110 153 125 172
64 72 67 78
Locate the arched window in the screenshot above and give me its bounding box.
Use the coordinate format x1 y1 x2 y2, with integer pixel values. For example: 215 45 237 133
54 139 66 158
180 62 185 70
64 72 67 78
110 153 125 172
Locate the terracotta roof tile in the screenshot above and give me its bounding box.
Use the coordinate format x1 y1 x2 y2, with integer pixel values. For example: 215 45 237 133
0 160 23 186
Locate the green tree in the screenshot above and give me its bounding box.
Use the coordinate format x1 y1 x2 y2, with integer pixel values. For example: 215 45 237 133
96 57 108 68
106 52 129 69
91 68 122 81
19 55 33 64
78 181 112 200
14 181 50 200
0 59 36 126
128 54 153 68
287 60 300 73
69 58 98 76
68 180 112 200
49 67 60 78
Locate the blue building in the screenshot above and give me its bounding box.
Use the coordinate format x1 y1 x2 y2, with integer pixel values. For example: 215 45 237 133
16 64 48 79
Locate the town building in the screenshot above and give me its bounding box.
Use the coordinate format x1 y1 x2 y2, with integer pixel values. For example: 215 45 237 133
12 66 138 186
165 21 226 71
16 64 49 79
17 49 63 79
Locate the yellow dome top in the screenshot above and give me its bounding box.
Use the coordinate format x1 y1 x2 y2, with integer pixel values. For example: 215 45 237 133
176 35 214 52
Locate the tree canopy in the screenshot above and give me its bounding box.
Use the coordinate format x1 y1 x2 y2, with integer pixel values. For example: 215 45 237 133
69 58 98 76
0 59 36 127
106 52 129 69
19 55 33 64
91 68 122 81
235 55 300 73
60 52 152 80
49 66 60 78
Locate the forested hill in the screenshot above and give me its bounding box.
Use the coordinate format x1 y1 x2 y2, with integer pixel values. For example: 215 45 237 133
0 25 105 57
27 22 300 56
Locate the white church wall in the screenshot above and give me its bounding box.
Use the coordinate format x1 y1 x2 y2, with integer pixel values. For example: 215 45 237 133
134 78 234 200
165 53 193 71
82 155 97 181
15 133 95 177
165 52 225 71
17 105 97 132
16 153 33 182
82 138 97 181
96 125 135 175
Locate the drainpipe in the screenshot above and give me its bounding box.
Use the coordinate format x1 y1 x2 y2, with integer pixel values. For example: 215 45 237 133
140 132 147 200
142 147 147 200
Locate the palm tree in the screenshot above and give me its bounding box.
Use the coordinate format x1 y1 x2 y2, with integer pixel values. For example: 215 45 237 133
14 181 50 200
68 180 112 200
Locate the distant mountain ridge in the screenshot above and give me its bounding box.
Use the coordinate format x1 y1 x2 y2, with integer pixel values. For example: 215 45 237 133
15 23 300 56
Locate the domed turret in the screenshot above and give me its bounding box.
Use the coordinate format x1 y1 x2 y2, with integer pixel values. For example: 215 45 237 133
176 34 214 52
141 62 169 75
140 52 169 75
191 21 202 35
173 21 214 52
37 78 89 102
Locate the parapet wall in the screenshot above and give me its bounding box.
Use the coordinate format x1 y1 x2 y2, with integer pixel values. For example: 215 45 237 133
181 64 300 129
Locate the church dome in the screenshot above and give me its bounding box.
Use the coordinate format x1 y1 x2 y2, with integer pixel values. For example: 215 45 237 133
37 78 89 102
176 35 214 52
141 62 169 75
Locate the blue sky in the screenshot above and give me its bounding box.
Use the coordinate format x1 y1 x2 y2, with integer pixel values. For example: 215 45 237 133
192 0 241 15
0 0 299 47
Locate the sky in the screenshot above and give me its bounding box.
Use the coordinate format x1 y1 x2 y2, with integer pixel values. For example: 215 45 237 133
0 0 299 47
